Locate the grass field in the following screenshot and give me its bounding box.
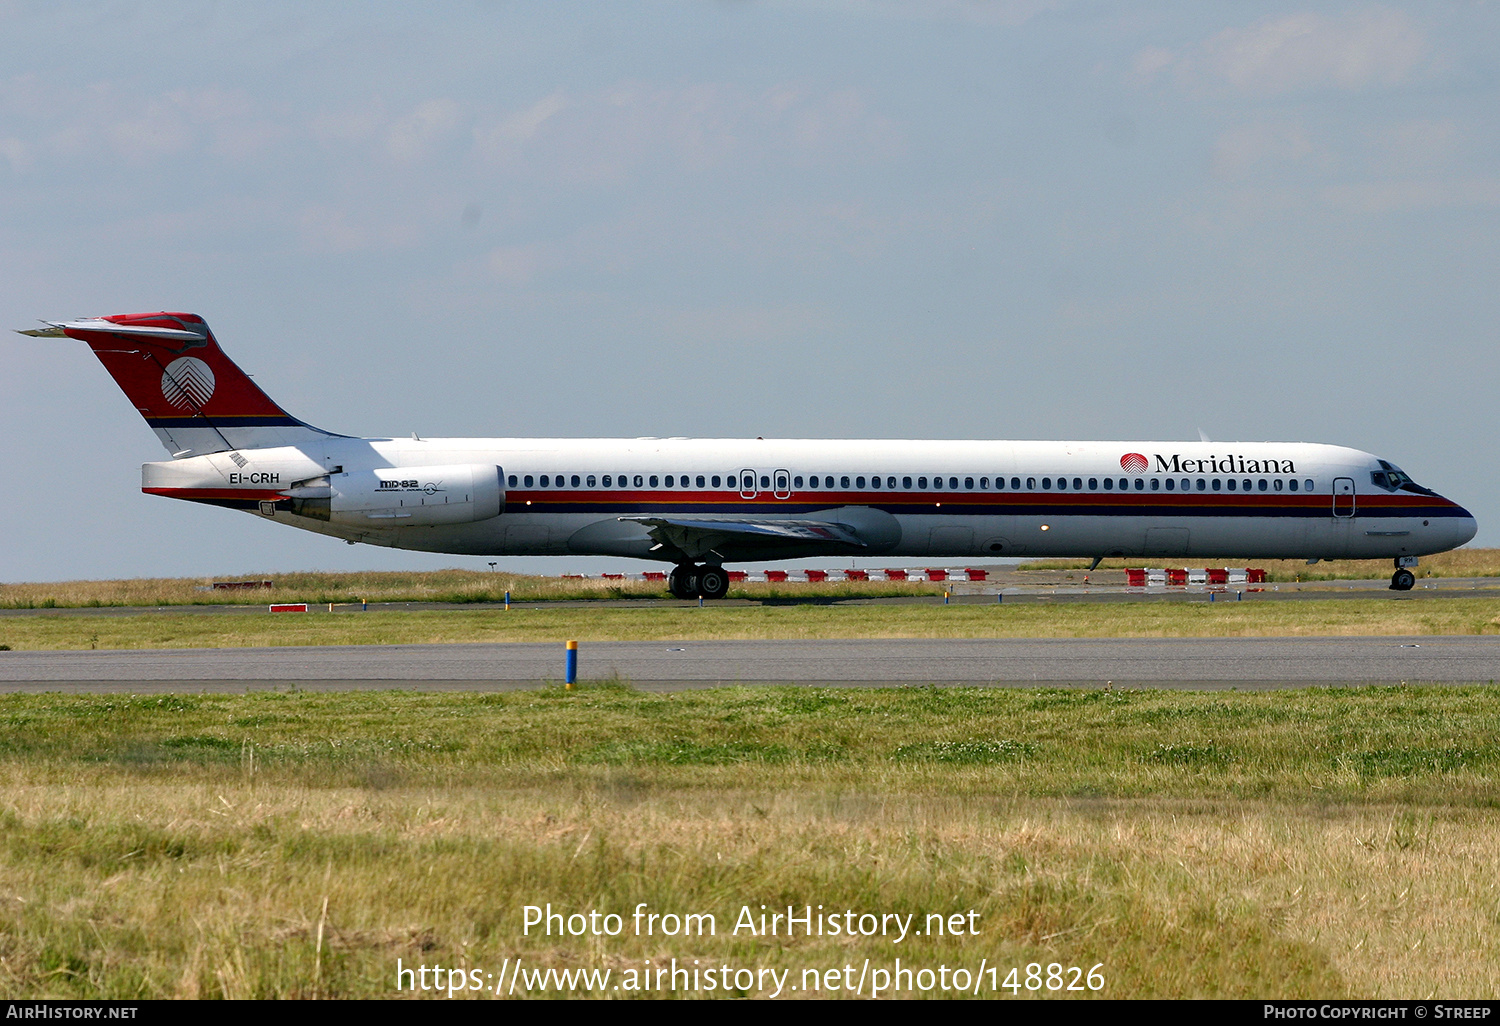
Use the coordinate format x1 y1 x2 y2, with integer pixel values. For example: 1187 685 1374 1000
1020 546 1500 582
3 597 1500 651
2 547 1496 610
0 569 942 610
2 684 1497 999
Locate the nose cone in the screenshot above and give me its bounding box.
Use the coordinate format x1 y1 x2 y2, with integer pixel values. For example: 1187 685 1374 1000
1450 506 1479 549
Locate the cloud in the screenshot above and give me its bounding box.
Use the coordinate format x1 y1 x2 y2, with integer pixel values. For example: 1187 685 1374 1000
472 82 902 183
806 0 1061 28
384 98 462 163
1137 8 1431 96
1320 178 1500 214
1212 121 1327 179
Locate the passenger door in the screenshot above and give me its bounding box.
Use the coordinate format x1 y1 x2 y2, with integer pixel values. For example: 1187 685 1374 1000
1333 477 1356 518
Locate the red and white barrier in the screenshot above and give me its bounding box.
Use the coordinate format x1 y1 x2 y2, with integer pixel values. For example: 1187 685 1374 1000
1126 568 1268 588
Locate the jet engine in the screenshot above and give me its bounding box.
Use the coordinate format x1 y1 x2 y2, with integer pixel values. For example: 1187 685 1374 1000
286 464 505 527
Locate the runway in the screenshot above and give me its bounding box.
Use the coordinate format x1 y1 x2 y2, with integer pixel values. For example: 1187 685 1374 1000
3 636 1499 692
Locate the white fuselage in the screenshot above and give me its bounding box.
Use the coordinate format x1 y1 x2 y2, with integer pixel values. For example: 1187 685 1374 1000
142 436 1476 564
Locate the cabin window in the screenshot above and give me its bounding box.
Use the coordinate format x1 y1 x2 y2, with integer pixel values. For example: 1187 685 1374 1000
1212 479 1221 491
756 475 766 488
508 475 518 487
602 475 612 487
1056 477 1066 491
567 475 576 487
1195 479 1206 491
917 477 927 489
1011 477 1020 490
1165 478 1175 491
856 475 867 488
647 475 657 487
979 477 989 489
695 475 704 487
539 475 549 487
994 477 1005 490
1288 479 1298 492
1274 479 1284 491
1306 479 1315 491
840 476 850 488
903 476 913 489
523 475 534 487
1226 479 1236 491
1088 478 1098 490
1042 477 1052 489
869 476 880 489
1257 479 1268 492
1026 478 1035 490
933 477 943 490
965 477 974 489
1150 478 1160 491
710 475 720 487
633 475 644 487
793 475 803 488
1103 478 1113 491
886 476 896 489
586 475 596 487
1134 478 1144 491
949 477 959 489
664 475 674 487
1072 477 1082 490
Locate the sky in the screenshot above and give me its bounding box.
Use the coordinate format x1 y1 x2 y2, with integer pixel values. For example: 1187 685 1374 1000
2 1 1497 581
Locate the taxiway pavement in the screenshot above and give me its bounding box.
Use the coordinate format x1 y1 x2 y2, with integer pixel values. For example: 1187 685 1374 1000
3 636 1498 692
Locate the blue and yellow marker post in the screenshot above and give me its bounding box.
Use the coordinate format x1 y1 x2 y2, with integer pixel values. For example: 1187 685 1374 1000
565 639 578 690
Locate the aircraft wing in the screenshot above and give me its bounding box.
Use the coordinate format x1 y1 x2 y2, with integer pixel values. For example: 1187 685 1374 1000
619 516 867 563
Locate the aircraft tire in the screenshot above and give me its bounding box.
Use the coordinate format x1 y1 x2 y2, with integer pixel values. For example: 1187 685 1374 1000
668 566 698 600
1390 568 1416 591
697 566 730 600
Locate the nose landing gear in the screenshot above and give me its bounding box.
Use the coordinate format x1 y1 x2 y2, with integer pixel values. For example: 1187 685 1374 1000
668 564 730 600
1390 557 1417 591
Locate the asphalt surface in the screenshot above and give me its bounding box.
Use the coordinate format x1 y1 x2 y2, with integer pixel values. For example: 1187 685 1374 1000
3 576 1499 619
3 636 1498 692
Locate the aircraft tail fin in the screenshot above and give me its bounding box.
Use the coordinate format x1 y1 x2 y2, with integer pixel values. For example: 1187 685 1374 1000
19 312 339 457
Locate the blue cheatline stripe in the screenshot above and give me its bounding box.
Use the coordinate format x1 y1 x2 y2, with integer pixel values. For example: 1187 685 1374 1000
158 488 1466 520
145 415 309 428
501 495 1467 519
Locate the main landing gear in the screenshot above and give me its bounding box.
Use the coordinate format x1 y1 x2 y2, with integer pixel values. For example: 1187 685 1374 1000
1390 557 1418 592
668 564 730 600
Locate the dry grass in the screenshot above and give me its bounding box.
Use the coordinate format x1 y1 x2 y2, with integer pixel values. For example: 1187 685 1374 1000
0 569 942 610
10 546 1499 611
1021 546 1500 582
4 596 1500 651
1 685 1498 999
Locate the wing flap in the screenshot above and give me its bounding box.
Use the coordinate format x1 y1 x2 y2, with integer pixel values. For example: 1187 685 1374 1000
619 516 866 562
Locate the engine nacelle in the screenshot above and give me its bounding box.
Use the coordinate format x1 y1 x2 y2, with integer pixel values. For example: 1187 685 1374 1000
289 464 505 527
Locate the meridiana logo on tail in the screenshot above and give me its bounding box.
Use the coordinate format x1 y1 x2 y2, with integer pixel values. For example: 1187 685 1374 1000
161 357 215 410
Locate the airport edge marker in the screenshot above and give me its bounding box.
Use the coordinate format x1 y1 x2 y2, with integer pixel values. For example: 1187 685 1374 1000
565 640 578 689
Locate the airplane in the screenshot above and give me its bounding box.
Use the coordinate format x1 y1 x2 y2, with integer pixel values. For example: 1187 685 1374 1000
18 311 1477 596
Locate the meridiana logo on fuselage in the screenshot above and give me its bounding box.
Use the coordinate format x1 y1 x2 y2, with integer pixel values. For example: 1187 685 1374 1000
1150 453 1297 475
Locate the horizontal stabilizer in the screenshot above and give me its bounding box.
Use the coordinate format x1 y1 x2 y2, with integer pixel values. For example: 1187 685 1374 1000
22 318 208 344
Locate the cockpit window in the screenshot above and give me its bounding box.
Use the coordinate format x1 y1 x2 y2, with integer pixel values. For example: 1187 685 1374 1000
1374 459 1436 496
